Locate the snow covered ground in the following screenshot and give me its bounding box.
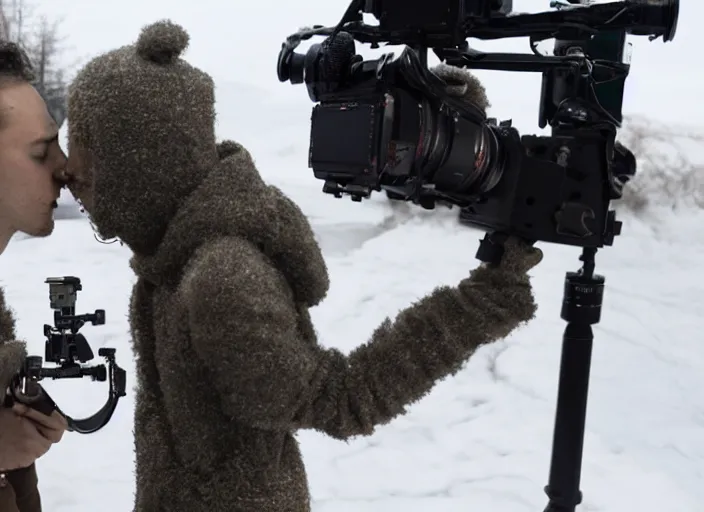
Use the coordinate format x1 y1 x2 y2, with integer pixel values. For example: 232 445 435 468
1 0 702 510
6 181 704 512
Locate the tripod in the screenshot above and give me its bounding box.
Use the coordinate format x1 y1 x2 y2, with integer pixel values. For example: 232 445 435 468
542 246 604 512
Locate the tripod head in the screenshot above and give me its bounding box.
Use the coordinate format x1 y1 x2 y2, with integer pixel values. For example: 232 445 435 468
9 276 127 434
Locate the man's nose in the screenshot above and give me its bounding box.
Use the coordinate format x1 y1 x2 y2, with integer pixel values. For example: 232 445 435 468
53 151 69 181
53 167 71 186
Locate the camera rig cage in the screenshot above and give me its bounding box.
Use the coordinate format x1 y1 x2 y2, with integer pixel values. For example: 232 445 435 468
277 0 677 251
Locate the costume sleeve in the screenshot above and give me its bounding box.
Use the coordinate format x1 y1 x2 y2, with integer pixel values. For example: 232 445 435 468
183 236 540 438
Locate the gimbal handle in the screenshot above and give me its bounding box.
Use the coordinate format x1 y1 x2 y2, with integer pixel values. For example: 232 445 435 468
9 349 127 434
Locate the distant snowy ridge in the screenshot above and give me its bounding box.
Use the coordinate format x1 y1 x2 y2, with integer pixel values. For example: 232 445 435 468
618 115 704 213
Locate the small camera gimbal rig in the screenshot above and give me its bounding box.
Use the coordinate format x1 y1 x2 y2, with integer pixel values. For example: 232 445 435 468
8 276 127 434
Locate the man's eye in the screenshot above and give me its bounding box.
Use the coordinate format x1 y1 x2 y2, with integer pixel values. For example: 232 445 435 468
33 149 49 163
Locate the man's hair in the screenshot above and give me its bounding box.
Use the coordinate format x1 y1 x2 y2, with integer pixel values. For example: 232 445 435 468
0 41 35 130
0 40 35 83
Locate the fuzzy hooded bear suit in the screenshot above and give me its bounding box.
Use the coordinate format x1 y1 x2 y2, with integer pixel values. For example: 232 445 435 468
66 20 542 512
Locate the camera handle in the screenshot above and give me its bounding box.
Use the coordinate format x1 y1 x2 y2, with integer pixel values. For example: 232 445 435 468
9 348 127 434
477 233 601 512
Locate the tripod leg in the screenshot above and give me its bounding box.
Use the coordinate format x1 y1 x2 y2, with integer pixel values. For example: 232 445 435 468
543 252 604 512
543 322 593 511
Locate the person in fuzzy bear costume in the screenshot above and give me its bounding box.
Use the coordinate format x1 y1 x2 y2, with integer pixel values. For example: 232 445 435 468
64 19 542 512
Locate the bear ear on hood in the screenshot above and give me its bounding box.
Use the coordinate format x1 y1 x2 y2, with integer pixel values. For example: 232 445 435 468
216 140 241 160
136 19 190 65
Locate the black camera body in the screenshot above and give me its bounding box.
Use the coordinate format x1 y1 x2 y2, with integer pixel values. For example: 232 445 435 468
44 276 106 368
277 0 678 250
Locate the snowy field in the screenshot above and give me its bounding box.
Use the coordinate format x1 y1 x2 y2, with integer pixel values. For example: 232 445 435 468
1 0 702 510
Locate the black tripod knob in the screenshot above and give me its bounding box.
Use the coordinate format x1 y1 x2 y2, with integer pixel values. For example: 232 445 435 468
561 271 605 325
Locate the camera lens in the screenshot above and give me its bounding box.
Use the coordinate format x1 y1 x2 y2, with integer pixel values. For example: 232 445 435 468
422 104 506 197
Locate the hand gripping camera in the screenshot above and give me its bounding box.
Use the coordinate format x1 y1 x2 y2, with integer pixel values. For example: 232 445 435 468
8 277 127 434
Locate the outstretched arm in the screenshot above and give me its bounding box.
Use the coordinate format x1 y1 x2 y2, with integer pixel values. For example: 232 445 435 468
183 236 540 439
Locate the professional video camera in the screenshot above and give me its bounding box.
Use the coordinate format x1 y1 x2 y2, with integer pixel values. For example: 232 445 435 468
277 0 677 251
277 1 678 511
6 276 126 434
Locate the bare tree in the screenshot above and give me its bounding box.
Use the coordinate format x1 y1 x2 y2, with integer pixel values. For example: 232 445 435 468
0 0 69 127
0 0 30 43
27 15 67 126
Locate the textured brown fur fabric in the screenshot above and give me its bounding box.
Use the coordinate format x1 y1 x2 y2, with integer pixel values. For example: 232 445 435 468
67 20 218 255
0 286 25 399
0 286 16 341
127 155 540 511
67 20 541 512
431 63 491 114
0 288 40 512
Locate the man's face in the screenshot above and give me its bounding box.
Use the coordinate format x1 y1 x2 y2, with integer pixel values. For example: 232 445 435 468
0 82 66 238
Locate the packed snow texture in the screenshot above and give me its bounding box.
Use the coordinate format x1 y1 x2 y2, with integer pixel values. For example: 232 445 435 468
1 0 702 510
